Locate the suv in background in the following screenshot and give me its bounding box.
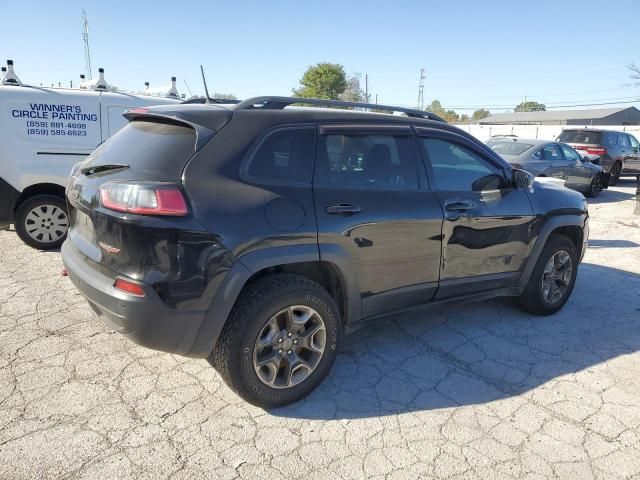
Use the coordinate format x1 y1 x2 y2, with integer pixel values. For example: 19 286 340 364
557 129 640 185
62 97 589 407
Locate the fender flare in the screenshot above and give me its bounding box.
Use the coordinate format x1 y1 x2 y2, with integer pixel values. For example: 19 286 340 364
518 214 586 288
187 243 362 358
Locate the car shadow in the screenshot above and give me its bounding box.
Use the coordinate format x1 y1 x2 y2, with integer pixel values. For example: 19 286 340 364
589 189 636 204
272 263 640 419
588 239 640 248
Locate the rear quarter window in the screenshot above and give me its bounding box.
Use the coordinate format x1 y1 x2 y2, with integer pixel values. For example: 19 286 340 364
245 127 315 184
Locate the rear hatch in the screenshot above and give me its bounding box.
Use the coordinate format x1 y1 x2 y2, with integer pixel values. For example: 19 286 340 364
66 110 227 282
557 130 605 155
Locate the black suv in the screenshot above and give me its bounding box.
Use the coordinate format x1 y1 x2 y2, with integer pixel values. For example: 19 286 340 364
62 97 589 407
557 129 640 185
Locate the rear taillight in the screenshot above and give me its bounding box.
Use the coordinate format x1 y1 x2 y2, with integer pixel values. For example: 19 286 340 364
114 278 145 296
586 147 607 155
99 182 188 216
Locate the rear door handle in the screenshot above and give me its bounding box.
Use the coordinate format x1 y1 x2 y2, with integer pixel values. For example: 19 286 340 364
325 203 362 215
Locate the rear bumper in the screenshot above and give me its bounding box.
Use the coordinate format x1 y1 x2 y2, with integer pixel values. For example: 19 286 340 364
61 240 208 357
0 177 20 227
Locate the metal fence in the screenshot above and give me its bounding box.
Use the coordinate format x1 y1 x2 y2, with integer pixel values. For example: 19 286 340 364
456 124 640 142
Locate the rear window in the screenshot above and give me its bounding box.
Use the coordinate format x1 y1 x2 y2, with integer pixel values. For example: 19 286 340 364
557 130 602 145
487 141 534 156
82 120 196 172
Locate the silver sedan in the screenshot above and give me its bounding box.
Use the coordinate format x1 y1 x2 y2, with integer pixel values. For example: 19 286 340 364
486 137 605 197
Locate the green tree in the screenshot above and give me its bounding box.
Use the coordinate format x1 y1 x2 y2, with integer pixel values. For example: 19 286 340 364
471 108 491 121
443 110 460 122
514 101 546 112
459 113 470 123
293 63 348 99
426 99 446 117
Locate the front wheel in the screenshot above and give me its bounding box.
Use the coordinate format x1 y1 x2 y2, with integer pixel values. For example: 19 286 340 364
209 274 341 408
14 194 69 250
585 173 603 198
519 234 578 315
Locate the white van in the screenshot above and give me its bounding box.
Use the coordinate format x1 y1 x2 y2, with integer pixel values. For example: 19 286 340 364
0 66 182 249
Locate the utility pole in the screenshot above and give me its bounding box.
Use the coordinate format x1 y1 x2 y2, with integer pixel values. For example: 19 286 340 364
365 74 369 104
417 68 426 109
82 10 93 80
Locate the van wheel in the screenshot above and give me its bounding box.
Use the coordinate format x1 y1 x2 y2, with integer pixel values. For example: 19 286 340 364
519 234 578 315
608 162 621 186
15 195 69 250
209 274 341 408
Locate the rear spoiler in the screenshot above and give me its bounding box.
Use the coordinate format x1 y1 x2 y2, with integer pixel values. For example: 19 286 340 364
123 107 230 150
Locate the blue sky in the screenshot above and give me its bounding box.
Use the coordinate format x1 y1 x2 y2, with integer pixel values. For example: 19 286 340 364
2 0 639 112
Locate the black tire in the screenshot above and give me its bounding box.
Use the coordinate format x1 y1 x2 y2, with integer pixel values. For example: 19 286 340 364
519 234 578 316
585 173 602 198
14 194 69 250
209 274 341 408
608 162 621 186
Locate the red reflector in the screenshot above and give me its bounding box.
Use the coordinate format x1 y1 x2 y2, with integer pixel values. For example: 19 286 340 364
586 147 607 155
61 268 68 277
114 278 145 296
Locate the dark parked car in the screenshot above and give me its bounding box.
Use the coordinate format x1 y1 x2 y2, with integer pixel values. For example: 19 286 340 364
62 97 589 407
486 138 605 197
557 129 640 185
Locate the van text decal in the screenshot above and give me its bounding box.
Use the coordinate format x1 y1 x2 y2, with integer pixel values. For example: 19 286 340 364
9 102 98 138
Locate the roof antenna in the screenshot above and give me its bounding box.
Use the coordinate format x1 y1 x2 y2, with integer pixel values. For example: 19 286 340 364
200 65 210 104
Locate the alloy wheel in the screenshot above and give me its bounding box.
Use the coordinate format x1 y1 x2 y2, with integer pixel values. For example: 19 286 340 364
589 174 603 197
253 305 326 389
541 250 573 304
24 204 69 244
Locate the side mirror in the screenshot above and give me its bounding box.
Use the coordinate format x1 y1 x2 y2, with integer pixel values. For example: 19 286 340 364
512 168 534 189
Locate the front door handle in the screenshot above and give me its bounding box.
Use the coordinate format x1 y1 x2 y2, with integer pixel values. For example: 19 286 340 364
325 203 362 215
444 201 473 219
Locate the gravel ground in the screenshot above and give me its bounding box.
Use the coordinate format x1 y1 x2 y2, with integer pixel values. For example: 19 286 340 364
1 180 639 480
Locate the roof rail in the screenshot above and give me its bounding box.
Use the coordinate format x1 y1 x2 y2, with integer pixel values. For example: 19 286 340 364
234 96 445 122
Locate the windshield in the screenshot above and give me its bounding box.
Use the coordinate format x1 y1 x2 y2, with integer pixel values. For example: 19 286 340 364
557 130 602 144
487 141 534 156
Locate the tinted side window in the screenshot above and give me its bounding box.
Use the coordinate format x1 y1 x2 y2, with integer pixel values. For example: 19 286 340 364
560 144 581 161
422 138 505 192
246 128 315 183
603 132 618 147
619 134 630 147
315 134 418 190
539 144 563 161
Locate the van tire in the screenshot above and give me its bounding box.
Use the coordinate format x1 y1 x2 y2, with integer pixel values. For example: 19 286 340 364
15 194 69 250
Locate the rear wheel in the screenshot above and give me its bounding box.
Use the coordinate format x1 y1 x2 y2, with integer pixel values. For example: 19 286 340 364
608 162 622 186
519 234 578 315
209 274 341 408
15 194 69 250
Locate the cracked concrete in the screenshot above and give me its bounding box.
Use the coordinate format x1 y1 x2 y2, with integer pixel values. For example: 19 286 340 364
1 180 640 479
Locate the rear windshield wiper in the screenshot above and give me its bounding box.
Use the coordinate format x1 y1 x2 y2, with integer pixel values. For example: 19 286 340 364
81 164 129 176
